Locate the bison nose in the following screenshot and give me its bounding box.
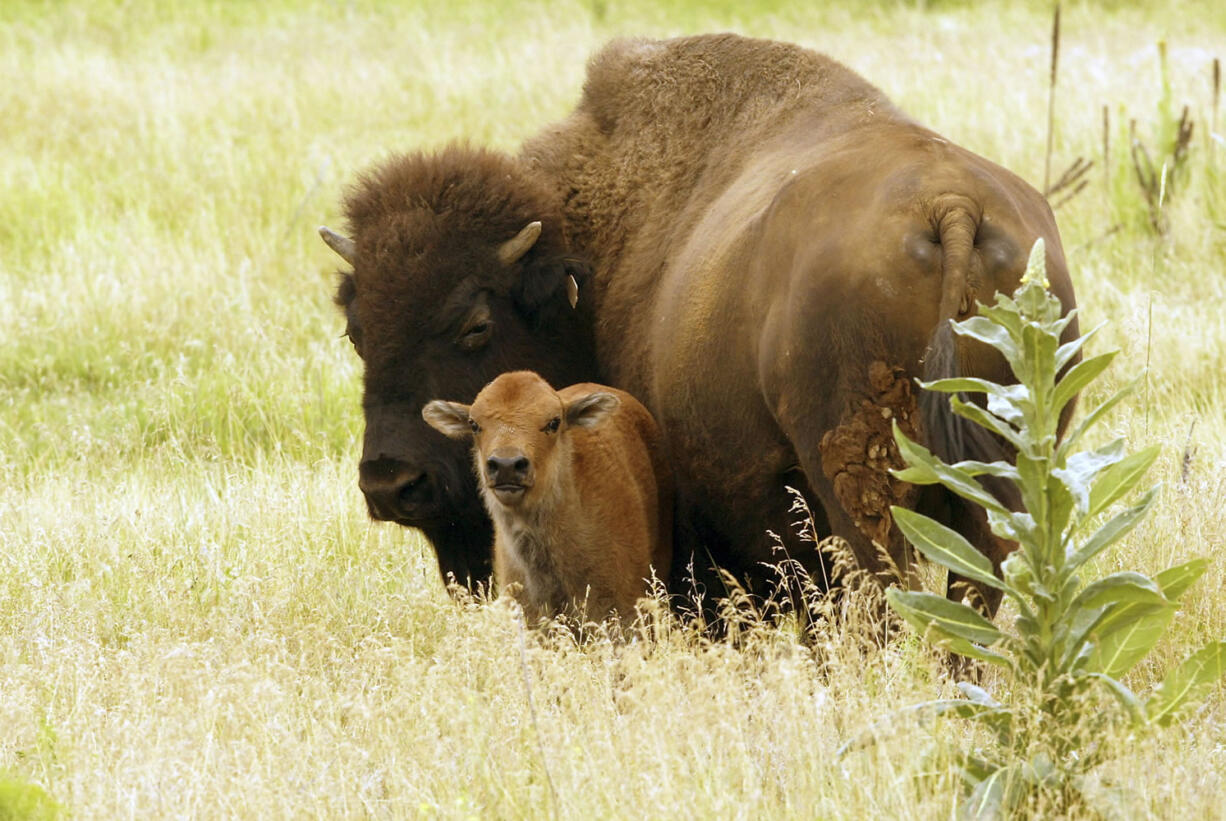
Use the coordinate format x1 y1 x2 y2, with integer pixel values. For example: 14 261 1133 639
486 453 530 486
358 458 436 521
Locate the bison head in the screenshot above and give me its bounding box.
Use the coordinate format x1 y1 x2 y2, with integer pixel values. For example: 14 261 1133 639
323 146 597 590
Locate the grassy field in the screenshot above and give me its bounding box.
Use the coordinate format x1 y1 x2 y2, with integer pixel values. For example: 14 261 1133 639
2 0 1225 817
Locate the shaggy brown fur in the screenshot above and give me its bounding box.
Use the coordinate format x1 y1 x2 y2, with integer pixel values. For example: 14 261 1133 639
423 372 672 623
518 34 1079 609
327 33 1080 612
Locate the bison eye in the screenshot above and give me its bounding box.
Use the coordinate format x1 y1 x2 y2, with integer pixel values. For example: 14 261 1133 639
469 420 480 434
458 320 493 351
543 417 561 434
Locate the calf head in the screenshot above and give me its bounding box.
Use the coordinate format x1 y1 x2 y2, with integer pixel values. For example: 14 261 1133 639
423 371 619 515
323 147 597 588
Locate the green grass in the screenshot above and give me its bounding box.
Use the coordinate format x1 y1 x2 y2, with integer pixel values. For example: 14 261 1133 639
2 0 1225 817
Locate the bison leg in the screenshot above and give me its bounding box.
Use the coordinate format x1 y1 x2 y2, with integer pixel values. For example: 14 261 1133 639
785 361 1021 616
421 516 495 595
914 483 1013 616
666 472 835 626
800 363 924 591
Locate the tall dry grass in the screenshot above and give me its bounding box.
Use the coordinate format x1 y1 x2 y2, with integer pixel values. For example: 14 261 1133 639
2 0 1224 817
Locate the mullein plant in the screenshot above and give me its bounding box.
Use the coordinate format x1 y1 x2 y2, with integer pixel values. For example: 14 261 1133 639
874 240 1226 816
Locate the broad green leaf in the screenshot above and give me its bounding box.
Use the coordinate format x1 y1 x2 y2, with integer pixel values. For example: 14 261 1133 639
892 506 1005 591
1072 572 1167 610
963 769 1007 820
976 293 1025 338
962 761 1029 820
947 395 1026 452
1089 595 1171 640
1056 601 1111 672
920 377 1032 427
887 589 1004 646
956 753 1002 789
1024 751 1059 787
1147 641 1226 726
958 707 1015 744
988 508 1035 545
887 595 1012 671
957 681 1002 708
1013 453 1053 541
1051 350 1117 417
953 315 1022 370
1048 309 1080 343
1066 487 1159 572
927 698 1013 732
1054 320 1104 373
938 636 1014 668
1087 604 1175 678
920 376 1010 396
1001 551 1035 594
891 424 1010 514
1156 557 1209 601
986 385 1031 427
1085 673 1147 727
1086 445 1161 520
1015 626 1046 672
1020 321 1060 405
1048 471 1077 548
1052 439 1126 519
1057 378 1140 459
950 459 1019 481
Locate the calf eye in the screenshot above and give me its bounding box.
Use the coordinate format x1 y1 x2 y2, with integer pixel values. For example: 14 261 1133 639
543 417 561 433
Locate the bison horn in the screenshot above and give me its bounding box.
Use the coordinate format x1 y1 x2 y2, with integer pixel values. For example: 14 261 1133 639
497 221 542 265
318 226 356 265
566 274 579 309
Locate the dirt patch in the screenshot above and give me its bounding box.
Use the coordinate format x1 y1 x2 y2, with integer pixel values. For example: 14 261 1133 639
818 362 921 567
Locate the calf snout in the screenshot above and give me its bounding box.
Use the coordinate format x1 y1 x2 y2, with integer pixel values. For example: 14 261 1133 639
486 451 531 485
484 449 533 507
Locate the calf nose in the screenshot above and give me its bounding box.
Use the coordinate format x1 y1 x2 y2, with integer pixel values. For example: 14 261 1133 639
486 453 530 485
359 458 436 521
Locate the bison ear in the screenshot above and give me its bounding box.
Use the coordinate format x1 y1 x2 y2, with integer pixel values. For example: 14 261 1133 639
333 272 356 310
565 391 620 428
422 401 473 440
512 255 592 322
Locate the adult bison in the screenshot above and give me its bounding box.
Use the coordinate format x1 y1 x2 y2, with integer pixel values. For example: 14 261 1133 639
325 147 598 588
323 34 1078 609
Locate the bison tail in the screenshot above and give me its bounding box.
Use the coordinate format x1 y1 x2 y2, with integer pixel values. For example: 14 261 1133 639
919 322 1012 468
919 205 1013 470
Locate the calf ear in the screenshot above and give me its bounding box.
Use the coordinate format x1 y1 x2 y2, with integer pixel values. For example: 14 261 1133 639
422 401 473 440
512 255 592 322
564 392 620 428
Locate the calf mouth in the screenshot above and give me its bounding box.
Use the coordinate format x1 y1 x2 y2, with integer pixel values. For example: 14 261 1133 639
490 483 530 506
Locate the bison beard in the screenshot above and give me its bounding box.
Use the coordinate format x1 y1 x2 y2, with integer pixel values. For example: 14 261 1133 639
325 33 1079 616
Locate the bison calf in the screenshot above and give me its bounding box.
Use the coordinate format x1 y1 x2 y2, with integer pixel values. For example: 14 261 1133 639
422 371 672 624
